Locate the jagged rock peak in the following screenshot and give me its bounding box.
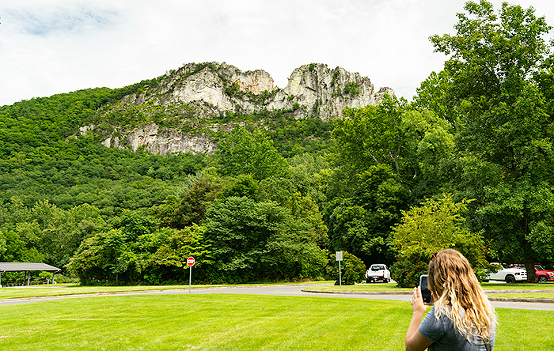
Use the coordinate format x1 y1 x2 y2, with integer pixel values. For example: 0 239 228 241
88 61 395 155
172 62 275 95
120 61 393 120
282 63 391 120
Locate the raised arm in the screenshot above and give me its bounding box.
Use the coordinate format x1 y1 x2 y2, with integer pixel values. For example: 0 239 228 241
405 287 433 351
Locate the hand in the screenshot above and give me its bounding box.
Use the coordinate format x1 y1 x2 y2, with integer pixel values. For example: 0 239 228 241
410 287 427 315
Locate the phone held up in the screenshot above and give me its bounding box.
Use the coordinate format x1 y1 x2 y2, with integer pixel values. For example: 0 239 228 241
419 274 432 304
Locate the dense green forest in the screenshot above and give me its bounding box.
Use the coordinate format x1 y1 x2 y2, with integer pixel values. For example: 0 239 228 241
1 1 553 286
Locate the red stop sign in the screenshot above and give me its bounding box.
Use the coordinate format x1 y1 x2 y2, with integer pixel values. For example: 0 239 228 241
187 257 195 267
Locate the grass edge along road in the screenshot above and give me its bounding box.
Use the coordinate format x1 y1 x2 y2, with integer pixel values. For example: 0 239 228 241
0 293 552 351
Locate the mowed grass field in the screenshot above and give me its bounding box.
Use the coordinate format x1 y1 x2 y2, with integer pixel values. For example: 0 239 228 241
1 290 553 351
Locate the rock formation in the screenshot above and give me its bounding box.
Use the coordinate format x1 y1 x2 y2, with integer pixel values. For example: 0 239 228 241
83 62 394 155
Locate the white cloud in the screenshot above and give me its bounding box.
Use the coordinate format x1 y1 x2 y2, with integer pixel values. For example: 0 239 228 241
0 0 553 106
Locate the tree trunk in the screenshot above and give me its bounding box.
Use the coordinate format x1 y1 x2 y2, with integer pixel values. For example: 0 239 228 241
524 256 537 283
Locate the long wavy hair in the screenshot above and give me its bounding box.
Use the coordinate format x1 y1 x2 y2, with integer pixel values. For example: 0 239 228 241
428 249 497 343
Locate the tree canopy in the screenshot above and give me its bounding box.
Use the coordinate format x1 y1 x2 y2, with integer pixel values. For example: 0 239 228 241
427 0 554 281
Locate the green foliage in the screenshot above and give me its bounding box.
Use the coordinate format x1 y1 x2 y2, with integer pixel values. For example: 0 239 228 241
147 224 213 283
0 199 107 268
391 194 487 287
427 0 554 281
331 70 340 87
215 126 289 181
66 210 213 285
224 82 244 99
203 196 327 282
312 99 320 115
333 96 410 180
326 251 366 285
152 177 217 229
220 174 259 199
390 258 428 288
326 99 455 268
343 82 360 96
264 115 334 158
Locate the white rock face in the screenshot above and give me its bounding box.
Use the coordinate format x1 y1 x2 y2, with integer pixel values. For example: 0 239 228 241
172 69 236 111
283 64 379 120
93 62 395 155
124 123 216 155
231 69 274 94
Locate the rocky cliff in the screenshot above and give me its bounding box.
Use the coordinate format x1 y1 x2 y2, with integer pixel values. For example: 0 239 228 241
84 62 394 155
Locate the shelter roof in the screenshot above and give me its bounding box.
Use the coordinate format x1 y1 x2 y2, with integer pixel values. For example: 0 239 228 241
0 262 61 273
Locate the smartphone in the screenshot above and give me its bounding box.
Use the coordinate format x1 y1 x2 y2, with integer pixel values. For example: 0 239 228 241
419 274 432 304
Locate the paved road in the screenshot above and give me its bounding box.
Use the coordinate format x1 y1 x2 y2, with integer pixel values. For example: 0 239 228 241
2 285 554 311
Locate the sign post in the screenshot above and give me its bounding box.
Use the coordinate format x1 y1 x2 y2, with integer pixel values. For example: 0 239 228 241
187 256 195 294
336 251 343 288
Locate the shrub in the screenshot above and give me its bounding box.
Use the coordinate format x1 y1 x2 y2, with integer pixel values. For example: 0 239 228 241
326 251 366 285
390 258 428 288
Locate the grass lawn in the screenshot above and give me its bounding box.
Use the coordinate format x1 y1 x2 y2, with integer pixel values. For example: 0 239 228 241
0 294 552 350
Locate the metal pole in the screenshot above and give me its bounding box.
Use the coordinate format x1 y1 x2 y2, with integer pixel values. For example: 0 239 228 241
27 271 30 286
189 266 192 294
339 261 342 288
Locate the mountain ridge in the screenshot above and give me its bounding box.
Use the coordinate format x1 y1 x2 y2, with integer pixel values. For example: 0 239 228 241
81 62 394 155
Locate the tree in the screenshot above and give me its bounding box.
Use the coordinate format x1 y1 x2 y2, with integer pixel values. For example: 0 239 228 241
428 0 554 281
173 178 217 228
332 97 408 185
215 126 289 181
391 195 487 287
220 174 259 199
67 210 213 284
203 196 326 282
327 99 455 266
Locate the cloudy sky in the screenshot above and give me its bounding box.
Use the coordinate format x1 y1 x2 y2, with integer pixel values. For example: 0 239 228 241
1 0 553 106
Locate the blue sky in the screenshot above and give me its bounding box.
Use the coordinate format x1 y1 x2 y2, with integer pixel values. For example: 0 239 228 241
1 0 553 106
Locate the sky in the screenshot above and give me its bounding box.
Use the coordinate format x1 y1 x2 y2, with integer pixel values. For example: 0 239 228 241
1 0 553 107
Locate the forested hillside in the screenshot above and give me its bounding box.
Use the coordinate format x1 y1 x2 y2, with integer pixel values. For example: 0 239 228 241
1 0 553 286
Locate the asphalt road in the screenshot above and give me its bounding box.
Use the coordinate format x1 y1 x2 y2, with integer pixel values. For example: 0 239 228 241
2 284 554 311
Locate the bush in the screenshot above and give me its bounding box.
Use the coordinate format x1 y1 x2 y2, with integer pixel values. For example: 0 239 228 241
326 251 366 285
390 258 428 288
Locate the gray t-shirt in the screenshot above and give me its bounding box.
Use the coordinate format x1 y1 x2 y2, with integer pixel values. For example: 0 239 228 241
418 306 494 351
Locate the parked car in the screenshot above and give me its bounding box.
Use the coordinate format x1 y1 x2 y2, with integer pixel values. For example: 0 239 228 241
484 263 527 283
535 265 554 283
365 264 391 283
507 264 554 282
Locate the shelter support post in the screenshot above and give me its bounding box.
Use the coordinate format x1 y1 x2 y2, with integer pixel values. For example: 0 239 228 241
52 272 56 284
0 272 2 287
27 271 30 286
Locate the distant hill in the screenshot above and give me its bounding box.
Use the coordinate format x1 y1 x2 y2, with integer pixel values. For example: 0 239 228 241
0 61 393 209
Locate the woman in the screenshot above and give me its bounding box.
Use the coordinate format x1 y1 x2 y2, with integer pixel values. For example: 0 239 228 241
405 249 496 351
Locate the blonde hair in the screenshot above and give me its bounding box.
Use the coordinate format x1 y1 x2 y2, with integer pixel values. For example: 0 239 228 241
428 249 497 343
